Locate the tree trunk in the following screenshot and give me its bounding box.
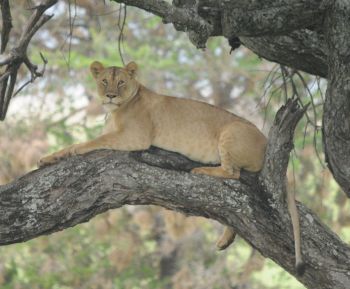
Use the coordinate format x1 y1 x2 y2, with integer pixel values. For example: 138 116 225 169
322 0 350 197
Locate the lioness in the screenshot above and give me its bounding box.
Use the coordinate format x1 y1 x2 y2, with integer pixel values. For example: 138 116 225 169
39 61 303 272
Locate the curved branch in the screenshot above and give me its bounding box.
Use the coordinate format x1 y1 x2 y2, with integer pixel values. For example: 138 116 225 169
322 0 350 197
112 0 330 77
240 30 328 78
0 101 349 289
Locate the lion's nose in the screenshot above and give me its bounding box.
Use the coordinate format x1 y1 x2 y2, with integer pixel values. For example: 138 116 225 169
106 94 118 99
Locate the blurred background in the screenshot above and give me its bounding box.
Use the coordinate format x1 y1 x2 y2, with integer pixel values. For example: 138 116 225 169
0 1 349 289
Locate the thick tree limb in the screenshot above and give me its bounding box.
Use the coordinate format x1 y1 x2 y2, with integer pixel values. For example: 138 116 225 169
322 1 350 197
1 151 350 288
1 100 350 289
220 0 329 37
240 30 328 78
114 0 213 48
113 0 330 77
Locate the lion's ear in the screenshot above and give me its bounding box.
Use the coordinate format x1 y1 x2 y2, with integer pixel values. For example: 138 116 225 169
125 61 138 77
90 61 104 79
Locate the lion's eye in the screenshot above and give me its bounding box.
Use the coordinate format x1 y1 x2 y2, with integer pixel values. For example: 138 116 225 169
102 79 108 86
118 80 125 87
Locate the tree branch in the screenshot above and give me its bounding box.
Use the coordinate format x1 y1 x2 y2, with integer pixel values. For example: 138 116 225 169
1 100 349 289
113 0 213 48
261 99 309 203
112 0 330 77
0 0 57 121
220 0 330 37
0 0 12 54
322 0 350 197
240 30 328 78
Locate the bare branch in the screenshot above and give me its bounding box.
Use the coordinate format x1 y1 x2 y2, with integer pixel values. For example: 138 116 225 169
323 0 350 197
1 71 16 118
0 152 349 288
0 0 58 121
261 99 309 203
18 13 54 51
12 53 48 98
117 3 127 65
0 0 12 53
0 71 9 115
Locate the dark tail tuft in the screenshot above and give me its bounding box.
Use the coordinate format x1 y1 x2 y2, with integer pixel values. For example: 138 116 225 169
296 261 306 276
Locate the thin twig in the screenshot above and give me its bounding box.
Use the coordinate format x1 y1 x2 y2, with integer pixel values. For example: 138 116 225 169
257 64 280 107
313 127 325 168
117 3 127 65
277 67 325 168
13 53 48 98
302 120 309 148
280 65 290 102
91 8 121 17
295 71 319 125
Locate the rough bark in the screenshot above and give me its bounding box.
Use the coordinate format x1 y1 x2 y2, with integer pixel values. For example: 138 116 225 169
240 31 328 78
1 100 350 289
322 0 350 197
219 0 328 37
114 0 330 77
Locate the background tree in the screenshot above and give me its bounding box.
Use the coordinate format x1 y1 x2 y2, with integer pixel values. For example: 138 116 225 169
0 1 350 289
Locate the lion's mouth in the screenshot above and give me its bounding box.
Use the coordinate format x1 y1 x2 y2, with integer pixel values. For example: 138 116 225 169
103 101 121 107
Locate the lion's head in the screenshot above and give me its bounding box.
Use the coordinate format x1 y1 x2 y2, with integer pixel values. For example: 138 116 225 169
90 61 139 112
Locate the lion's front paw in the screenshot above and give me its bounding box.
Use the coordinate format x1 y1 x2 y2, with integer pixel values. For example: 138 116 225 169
38 146 76 168
38 153 61 167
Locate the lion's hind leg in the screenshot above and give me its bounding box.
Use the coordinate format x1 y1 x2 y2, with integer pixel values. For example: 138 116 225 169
191 122 264 250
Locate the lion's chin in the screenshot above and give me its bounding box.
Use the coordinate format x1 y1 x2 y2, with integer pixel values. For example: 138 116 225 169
102 102 121 112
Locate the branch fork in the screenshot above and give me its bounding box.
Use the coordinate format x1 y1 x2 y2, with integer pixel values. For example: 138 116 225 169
0 0 57 121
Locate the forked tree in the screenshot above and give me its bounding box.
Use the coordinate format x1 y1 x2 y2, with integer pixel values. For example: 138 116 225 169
0 1 350 288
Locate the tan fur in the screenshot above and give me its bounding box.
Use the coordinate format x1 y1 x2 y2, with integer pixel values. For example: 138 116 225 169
39 61 302 271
